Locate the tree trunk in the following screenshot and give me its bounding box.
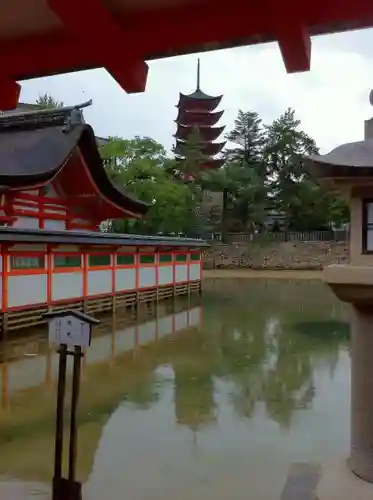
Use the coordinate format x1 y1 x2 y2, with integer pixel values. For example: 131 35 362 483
221 188 228 243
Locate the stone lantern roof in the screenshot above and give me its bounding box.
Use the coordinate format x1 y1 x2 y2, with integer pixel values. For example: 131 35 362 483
304 91 373 189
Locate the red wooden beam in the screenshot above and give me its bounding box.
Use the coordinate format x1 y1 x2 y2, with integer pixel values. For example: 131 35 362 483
3 1 268 82
3 32 94 81
266 1 311 73
1 0 373 86
47 0 148 93
276 23 311 73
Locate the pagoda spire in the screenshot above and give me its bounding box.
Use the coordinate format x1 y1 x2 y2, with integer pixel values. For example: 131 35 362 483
196 58 201 91
174 60 225 176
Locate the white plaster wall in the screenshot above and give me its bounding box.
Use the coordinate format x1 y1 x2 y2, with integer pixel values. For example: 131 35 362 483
115 326 136 353
85 335 111 364
13 203 38 212
5 343 77 395
174 311 188 331
51 245 81 253
13 199 39 212
189 263 201 281
115 269 136 291
9 244 46 253
12 217 39 229
158 266 173 285
175 265 188 283
157 316 173 336
138 320 156 344
1 307 202 396
189 307 201 327
23 189 39 196
139 267 156 288
44 219 66 230
8 274 47 307
52 272 83 301
7 356 47 393
87 270 112 296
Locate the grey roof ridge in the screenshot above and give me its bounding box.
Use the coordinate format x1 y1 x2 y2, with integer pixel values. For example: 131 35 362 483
0 226 209 247
0 100 92 121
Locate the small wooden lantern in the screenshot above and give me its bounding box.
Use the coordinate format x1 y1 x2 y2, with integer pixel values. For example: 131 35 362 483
43 309 99 500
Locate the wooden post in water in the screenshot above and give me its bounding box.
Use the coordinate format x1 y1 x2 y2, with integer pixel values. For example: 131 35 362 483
43 310 99 500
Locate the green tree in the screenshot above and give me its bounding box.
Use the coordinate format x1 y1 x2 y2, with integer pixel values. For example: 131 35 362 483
224 110 268 232
101 136 167 167
35 93 64 109
173 128 208 181
226 110 264 167
263 108 348 230
101 136 167 182
200 168 232 237
101 136 197 235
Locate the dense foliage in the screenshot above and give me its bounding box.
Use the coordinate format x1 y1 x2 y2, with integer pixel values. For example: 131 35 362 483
35 93 64 109
100 108 348 236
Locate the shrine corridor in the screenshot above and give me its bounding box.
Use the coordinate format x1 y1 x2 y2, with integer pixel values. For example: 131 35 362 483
0 278 349 500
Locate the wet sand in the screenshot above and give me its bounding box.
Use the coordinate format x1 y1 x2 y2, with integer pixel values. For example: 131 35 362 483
203 269 323 280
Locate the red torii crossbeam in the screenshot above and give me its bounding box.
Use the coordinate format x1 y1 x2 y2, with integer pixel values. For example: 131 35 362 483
1 0 373 108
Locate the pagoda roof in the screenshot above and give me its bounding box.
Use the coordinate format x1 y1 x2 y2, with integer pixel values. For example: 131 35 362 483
177 93 222 112
305 140 373 180
175 124 225 142
176 157 225 170
176 109 224 127
175 139 226 157
180 89 220 101
2 0 373 109
0 102 149 217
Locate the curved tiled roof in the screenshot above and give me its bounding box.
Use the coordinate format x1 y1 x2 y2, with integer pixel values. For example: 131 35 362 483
304 139 373 183
307 140 373 168
0 103 149 216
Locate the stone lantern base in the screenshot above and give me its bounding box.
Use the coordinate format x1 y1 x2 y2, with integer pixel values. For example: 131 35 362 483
317 459 373 500
316 264 373 498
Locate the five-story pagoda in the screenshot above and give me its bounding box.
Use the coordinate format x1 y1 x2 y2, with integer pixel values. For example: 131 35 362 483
174 59 225 179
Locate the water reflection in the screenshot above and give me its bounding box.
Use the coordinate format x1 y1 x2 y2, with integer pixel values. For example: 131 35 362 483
0 279 350 500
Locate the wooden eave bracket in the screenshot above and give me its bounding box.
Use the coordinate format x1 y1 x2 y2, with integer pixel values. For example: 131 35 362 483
47 0 148 93
266 1 311 73
277 23 311 73
0 78 21 110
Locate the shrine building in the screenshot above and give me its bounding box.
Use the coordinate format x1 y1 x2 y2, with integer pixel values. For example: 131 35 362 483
0 102 206 331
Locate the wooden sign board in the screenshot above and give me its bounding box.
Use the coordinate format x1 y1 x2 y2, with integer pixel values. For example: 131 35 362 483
43 310 99 348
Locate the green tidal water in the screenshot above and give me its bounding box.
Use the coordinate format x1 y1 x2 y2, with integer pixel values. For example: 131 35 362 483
0 278 350 500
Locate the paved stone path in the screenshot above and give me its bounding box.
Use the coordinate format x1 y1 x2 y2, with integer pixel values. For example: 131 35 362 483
0 479 50 499
280 462 321 500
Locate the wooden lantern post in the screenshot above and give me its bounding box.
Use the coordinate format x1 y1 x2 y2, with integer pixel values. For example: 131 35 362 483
43 309 100 500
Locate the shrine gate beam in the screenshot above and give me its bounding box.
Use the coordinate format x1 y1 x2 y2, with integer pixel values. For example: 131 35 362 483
47 0 148 93
2 0 373 107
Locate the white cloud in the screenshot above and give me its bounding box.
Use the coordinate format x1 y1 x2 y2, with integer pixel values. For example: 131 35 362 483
20 27 373 154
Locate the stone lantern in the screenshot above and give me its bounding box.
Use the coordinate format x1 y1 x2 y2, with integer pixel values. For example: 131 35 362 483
304 93 373 499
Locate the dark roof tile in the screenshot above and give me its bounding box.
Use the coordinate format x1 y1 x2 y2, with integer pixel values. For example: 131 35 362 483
0 102 149 216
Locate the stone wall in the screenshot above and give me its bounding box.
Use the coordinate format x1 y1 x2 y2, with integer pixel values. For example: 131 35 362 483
203 241 349 270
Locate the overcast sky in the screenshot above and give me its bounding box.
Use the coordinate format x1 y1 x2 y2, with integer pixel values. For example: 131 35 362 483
20 28 373 154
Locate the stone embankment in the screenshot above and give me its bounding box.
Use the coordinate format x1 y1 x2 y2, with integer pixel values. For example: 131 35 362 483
203 241 349 270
